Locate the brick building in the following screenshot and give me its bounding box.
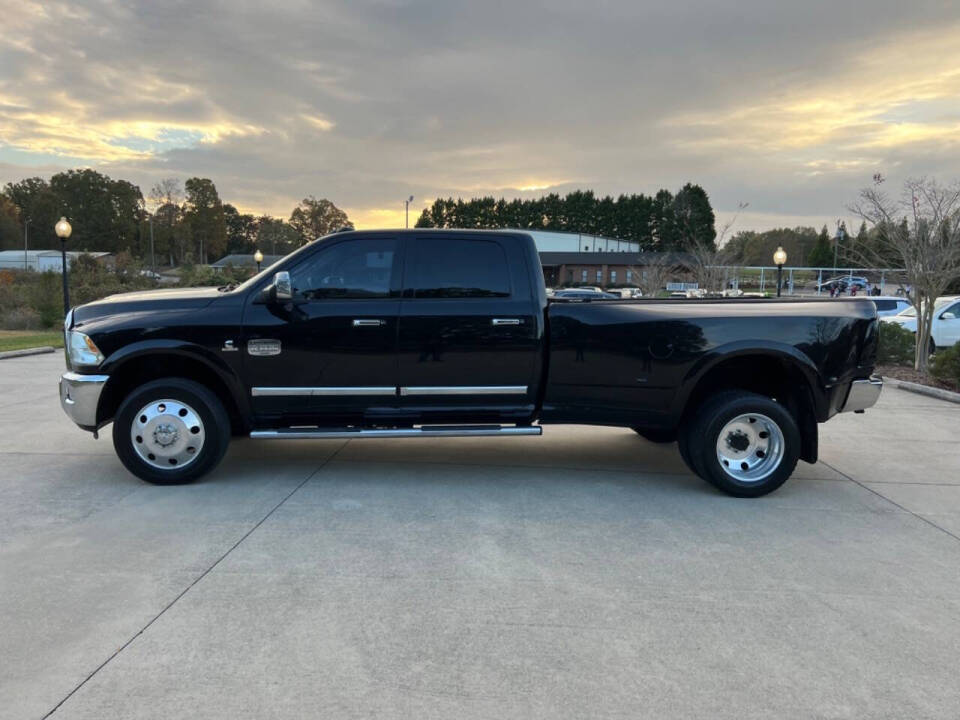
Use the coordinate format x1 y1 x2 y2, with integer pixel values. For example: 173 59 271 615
539 251 677 289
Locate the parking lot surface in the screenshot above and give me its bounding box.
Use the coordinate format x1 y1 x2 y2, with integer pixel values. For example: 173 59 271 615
2 353 959 719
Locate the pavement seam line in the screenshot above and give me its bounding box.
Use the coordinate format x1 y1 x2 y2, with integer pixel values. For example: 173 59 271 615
821 459 960 546
41 440 350 719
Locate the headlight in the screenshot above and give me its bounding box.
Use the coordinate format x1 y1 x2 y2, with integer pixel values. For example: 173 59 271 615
67 330 105 367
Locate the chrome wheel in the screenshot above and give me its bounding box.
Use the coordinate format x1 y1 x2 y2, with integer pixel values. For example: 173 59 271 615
715 412 784 483
130 398 205 470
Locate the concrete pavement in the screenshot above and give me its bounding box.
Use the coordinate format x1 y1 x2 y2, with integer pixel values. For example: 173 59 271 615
1 353 958 719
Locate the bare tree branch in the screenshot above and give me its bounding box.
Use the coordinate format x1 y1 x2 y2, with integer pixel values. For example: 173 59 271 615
848 177 960 372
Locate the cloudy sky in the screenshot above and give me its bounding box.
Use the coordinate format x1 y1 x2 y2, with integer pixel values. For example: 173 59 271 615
2 0 959 233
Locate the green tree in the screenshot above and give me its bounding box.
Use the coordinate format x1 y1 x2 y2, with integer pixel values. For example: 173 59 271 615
807 225 835 267
256 216 302 256
673 183 716 251
223 204 258 254
43 170 143 255
288 196 351 242
3 177 63 250
0 194 22 251
183 178 227 264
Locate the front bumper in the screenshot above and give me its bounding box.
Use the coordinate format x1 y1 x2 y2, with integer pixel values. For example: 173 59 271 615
60 372 109 430
840 376 882 413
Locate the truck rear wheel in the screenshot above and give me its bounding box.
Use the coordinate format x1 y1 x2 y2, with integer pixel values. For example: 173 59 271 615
112 378 231 485
687 391 799 497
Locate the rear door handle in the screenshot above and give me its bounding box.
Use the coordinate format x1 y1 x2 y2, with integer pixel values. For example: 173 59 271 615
352 319 386 327
491 318 522 326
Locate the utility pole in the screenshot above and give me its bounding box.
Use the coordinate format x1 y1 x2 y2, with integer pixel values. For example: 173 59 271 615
23 218 30 270
833 221 844 275
405 195 414 228
149 215 156 273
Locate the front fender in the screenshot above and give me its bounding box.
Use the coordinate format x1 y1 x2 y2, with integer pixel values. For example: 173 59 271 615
98 339 250 424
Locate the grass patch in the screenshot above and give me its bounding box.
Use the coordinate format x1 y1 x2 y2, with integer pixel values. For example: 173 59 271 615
0 330 64 352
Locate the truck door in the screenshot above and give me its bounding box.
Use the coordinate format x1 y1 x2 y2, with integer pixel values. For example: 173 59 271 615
242 235 401 425
395 234 541 423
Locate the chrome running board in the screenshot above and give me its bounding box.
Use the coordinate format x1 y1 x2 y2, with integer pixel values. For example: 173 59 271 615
250 425 542 439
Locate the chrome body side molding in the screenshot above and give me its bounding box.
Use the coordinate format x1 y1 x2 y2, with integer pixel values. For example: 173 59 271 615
399 386 528 396
252 386 397 397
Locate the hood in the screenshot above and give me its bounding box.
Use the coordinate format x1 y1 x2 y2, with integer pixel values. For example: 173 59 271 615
881 314 916 330
71 286 222 325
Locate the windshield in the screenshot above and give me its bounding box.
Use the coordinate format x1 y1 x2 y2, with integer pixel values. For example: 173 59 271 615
896 297 955 317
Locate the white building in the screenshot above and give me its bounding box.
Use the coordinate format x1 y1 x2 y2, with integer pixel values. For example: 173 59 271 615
523 230 642 253
0 250 112 272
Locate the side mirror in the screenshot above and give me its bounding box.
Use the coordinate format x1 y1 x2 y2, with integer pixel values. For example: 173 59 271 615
942 311 957 320
274 271 292 301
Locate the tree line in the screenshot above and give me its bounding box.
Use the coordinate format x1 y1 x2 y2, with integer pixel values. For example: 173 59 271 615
723 221 903 269
415 185 717 251
0 169 351 266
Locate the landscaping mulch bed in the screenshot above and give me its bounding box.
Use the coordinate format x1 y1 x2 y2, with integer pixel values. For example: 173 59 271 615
876 364 959 393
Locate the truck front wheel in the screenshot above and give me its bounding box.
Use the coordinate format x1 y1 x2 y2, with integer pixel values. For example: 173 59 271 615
688 391 800 497
112 378 231 485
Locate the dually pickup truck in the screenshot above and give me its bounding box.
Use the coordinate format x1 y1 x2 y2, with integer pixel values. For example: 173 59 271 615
59 229 882 497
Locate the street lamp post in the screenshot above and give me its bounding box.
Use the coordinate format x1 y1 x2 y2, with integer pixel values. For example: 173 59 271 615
773 246 787 298
55 217 72 313
254 249 263 273
404 195 414 229
833 222 844 275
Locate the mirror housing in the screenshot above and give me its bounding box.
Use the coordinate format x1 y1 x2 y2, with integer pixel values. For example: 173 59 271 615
257 270 293 304
942 311 957 320
274 271 292 301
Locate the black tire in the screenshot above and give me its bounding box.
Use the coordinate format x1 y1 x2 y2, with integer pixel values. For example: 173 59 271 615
676 418 703 478
631 427 678 443
687 391 800 498
112 377 231 485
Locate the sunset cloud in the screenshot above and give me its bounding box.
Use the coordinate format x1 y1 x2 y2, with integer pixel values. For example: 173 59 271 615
2 0 959 230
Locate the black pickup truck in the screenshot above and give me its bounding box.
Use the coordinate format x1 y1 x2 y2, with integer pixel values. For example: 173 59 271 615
59 229 881 497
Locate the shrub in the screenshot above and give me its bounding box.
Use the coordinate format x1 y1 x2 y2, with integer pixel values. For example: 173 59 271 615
930 344 960 391
0 307 43 330
877 321 915 366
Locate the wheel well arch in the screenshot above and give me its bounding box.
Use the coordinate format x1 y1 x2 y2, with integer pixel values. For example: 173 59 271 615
97 352 248 434
679 353 820 463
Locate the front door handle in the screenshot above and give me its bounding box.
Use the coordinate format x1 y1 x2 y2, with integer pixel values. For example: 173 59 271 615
491 318 521 326
352 319 386 327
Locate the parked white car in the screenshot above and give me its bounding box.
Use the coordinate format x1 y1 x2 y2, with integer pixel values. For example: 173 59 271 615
881 296 960 350
870 296 912 317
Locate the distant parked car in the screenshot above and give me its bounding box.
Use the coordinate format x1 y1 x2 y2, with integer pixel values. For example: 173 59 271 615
817 275 869 293
139 269 162 280
881 296 960 351
870 296 912 317
553 289 620 300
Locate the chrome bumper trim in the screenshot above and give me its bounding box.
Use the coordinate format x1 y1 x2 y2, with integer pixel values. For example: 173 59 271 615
59 372 109 428
841 376 882 413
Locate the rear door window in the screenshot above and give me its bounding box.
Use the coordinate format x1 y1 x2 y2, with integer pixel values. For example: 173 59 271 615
407 238 511 298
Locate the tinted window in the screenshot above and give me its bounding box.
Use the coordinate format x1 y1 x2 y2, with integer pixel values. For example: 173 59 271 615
874 300 896 311
408 238 510 298
292 238 396 299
